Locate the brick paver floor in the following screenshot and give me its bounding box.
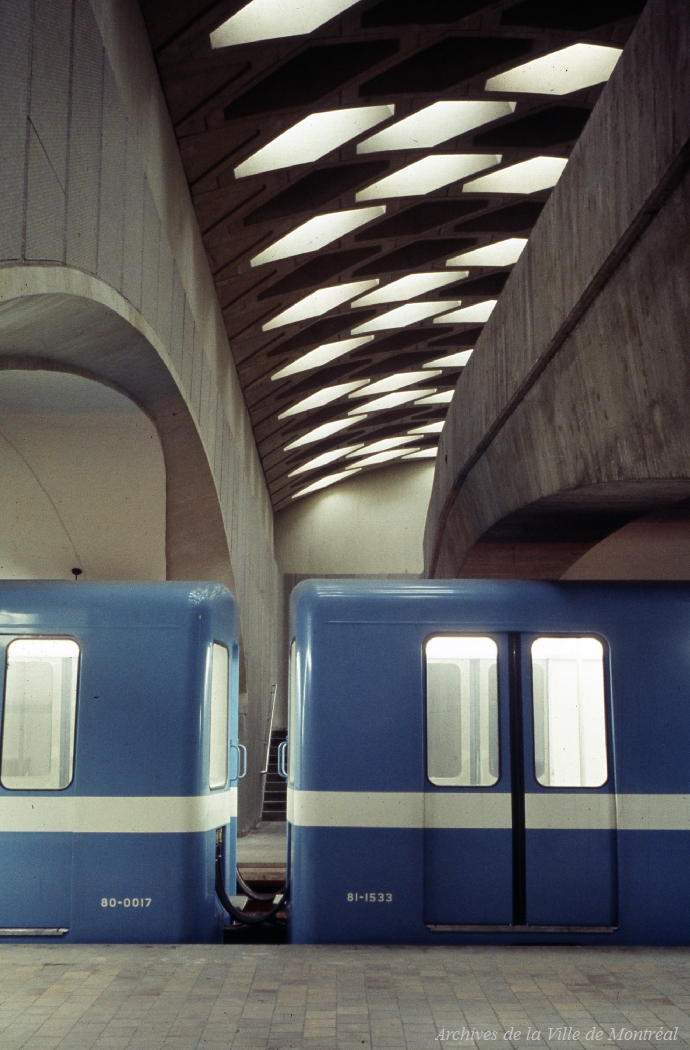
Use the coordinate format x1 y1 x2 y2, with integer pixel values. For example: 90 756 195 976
0 944 688 1050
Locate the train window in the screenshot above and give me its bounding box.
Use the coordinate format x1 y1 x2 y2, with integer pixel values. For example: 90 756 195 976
209 643 229 790
426 636 499 787
531 637 608 788
1 638 79 791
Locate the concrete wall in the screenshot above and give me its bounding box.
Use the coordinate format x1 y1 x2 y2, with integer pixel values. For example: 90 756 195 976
424 0 690 581
0 0 283 831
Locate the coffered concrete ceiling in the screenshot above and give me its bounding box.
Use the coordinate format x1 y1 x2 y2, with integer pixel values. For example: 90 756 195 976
138 0 645 509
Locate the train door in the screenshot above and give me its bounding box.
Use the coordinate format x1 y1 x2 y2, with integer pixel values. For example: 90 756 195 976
423 633 617 931
0 637 79 933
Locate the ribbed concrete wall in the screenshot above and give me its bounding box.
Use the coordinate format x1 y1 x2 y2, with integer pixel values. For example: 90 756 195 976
0 0 282 832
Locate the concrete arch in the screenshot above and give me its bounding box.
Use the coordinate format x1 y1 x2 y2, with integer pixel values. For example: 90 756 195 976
0 266 235 592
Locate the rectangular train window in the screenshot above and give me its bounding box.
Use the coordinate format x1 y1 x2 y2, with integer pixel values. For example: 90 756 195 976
426 636 499 787
209 643 229 790
1 638 79 791
531 637 608 788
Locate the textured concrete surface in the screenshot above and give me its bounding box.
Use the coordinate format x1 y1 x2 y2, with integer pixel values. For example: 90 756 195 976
424 0 690 579
237 823 288 867
0 944 689 1049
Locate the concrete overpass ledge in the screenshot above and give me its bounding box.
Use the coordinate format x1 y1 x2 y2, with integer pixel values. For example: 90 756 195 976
424 0 690 579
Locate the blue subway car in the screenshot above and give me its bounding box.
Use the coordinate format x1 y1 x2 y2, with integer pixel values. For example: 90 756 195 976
287 579 690 945
0 581 240 943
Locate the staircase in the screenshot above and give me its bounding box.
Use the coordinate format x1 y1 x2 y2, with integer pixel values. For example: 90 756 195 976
261 728 287 821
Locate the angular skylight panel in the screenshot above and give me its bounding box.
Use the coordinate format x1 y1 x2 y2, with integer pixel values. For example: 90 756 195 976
347 436 418 457
278 381 369 419
350 448 420 468
463 157 567 195
424 349 474 368
211 0 361 48
356 155 501 201
415 391 454 405
485 44 622 96
351 301 460 333
435 301 496 323
349 390 436 415
447 238 527 267
251 207 386 267
409 422 445 434
284 417 358 451
271 337 374 380
292 467 361 501
349 371 441 398
263 281 379 331
357 101 516 154
403 448 438 459
289 446 363 477
235 107 395 178
351 271 467 306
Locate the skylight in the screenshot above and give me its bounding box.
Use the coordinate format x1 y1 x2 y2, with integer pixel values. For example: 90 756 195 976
235 107 395 178
289 446 364 477
271 337 373 380
355 155 501 201
403 448 438 459
211 0 361 48
349 448 420 468
485 44 622 96
424 349 474 368
434 301 496 323
263 281 379 331
284 417 359 451
409 422 444 434
251 207 386 267
447 238 527 267
351 301 460 334
292 466 362 501
463 157 568 195
349 390 436 415
348 371 441 398
347 436 418 457
278 381 369 419
414 391 454 405
351 271 467 306
356 101 516 154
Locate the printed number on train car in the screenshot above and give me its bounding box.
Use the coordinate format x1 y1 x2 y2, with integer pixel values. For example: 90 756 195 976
347 893 393 902
101 898 152 907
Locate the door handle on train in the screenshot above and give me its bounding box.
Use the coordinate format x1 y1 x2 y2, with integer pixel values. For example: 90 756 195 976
277 739 288 779
230 742 247 780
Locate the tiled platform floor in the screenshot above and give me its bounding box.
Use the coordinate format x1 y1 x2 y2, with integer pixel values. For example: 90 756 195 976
237 823 287 866
0 944 689 1050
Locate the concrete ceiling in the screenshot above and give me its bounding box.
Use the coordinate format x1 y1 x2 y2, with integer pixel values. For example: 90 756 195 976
138 0 645 509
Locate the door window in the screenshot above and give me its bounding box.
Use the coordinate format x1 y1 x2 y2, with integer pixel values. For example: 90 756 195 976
426 636 499 786
209 643 229 789
531 637 608 788
1 639 80 790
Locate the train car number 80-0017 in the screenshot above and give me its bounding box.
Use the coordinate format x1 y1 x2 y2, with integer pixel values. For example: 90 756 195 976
101 898 152 908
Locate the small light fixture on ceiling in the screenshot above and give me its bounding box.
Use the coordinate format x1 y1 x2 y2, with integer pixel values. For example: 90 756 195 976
263 281 379 331
271 337 374 380
211 0 361 48
348 371 441 398
351 301 460 334
415 390 454 405
348 390 436 415
485 44 622 96
409 422 444 434
463 157 568 195
403 448 438 459
447 238 527 267
284 417 359 451
355 154 501 201
251 206 386 267
351 271 467 306
346 436 418 458
278 381 369 419
357 100 516 154
235 107 395 178
435 301 496 323
349 447 420 468
424 349 474 368
289 446 364 477
291 466 362 500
